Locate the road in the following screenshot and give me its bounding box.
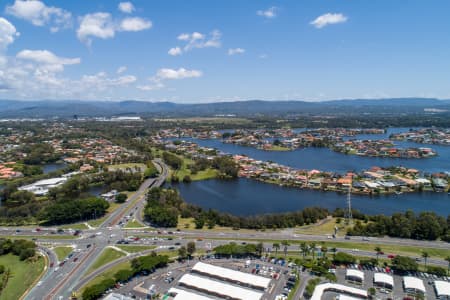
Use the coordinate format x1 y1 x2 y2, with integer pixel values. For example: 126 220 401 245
24 160 169 300
3 158 446 299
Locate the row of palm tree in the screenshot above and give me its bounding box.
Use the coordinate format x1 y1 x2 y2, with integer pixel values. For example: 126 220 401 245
268 243 450 276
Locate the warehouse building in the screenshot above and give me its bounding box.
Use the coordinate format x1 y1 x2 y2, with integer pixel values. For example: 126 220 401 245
191 262 271 290
178 274 263 300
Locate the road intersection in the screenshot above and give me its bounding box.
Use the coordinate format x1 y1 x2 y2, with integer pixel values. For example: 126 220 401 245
0 159 446 299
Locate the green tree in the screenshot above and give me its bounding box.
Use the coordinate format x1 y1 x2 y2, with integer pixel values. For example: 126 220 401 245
115 193 127 203
310 242 317 260
421 251 429 269
445 256 450 275
272 243 280 255
178 246 187 259
256 242 264 257
333 252 356 265
114 269 134 282
391 255 419 272
299 242 309 258
374 246 382 264
281 240 290 257
186 241 196 257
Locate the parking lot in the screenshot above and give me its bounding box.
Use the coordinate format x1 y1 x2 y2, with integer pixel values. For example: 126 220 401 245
323 264 446 300
112 256 298 300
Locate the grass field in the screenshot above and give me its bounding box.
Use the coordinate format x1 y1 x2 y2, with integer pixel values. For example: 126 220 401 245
0 235 74 240
115 245 156 253
86 247 126 275
58 223 89 230
295 217 352 235
199 235 450 259
172 156 218 181
176 217 265 234
53 246 73 261
0 254 45 300
124 219 146 228
79 261 131 294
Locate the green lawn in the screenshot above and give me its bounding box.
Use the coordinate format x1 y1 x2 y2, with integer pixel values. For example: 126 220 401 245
0 235 75 240
295 217 352 235
79 261 131 295
204 236 450 260
0 254 45 300
58 223 89 230
124 219 147 228
172 156 218 181
115 245 156 253
86 247 126 275
53 246 73 261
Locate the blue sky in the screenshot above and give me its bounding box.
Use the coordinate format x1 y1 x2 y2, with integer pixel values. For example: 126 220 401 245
0 0 449 102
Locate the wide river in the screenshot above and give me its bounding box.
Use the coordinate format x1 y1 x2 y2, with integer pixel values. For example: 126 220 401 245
172 179 450 216
169 128 450 216
177 128 450 174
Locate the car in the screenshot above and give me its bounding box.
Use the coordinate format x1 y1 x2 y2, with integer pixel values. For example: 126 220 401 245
54 267 59 272
168 246 175 250
35 228 41 232
59 261 65 267
174 242 181 245
86 244 92 248
344 235 351 240
73 257 78 262
36 281 42 287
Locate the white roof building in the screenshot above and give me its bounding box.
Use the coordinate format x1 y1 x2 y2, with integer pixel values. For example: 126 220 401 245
403 276 426 293
178 274 263 300
434 280 450 298
345 269 364 282
191 262 271 290
102 293 134 300
168 288 216 300
373 272 394 289
311 283 368 300
18 177 68 195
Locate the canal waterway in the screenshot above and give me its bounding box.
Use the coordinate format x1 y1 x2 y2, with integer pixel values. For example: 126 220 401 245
176 128 450 174
172 178 450 216
168 128 449 216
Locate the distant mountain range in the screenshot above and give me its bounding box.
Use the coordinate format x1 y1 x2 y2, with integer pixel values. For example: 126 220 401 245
0 98 449 118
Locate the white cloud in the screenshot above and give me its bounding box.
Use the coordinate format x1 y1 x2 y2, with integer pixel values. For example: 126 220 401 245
172 30 221 54
137 82 164 91
77 13 152 45
118 2 135 14
168 47 182 56
0 18 19 50
310 13 347 29
257 7 278 19
118 17 152 32
258 53 268 59
138 67 202 92
6 0 72 32
228 48 245 56
16 49 80 72
156 68 202 80
116 66 127 74
77 13 115 44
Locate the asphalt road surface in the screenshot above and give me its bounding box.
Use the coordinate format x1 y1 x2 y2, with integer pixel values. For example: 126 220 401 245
2 159 446 299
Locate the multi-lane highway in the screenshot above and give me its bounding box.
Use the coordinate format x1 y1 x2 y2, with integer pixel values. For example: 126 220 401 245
2 159 447 299
23 160 169 300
